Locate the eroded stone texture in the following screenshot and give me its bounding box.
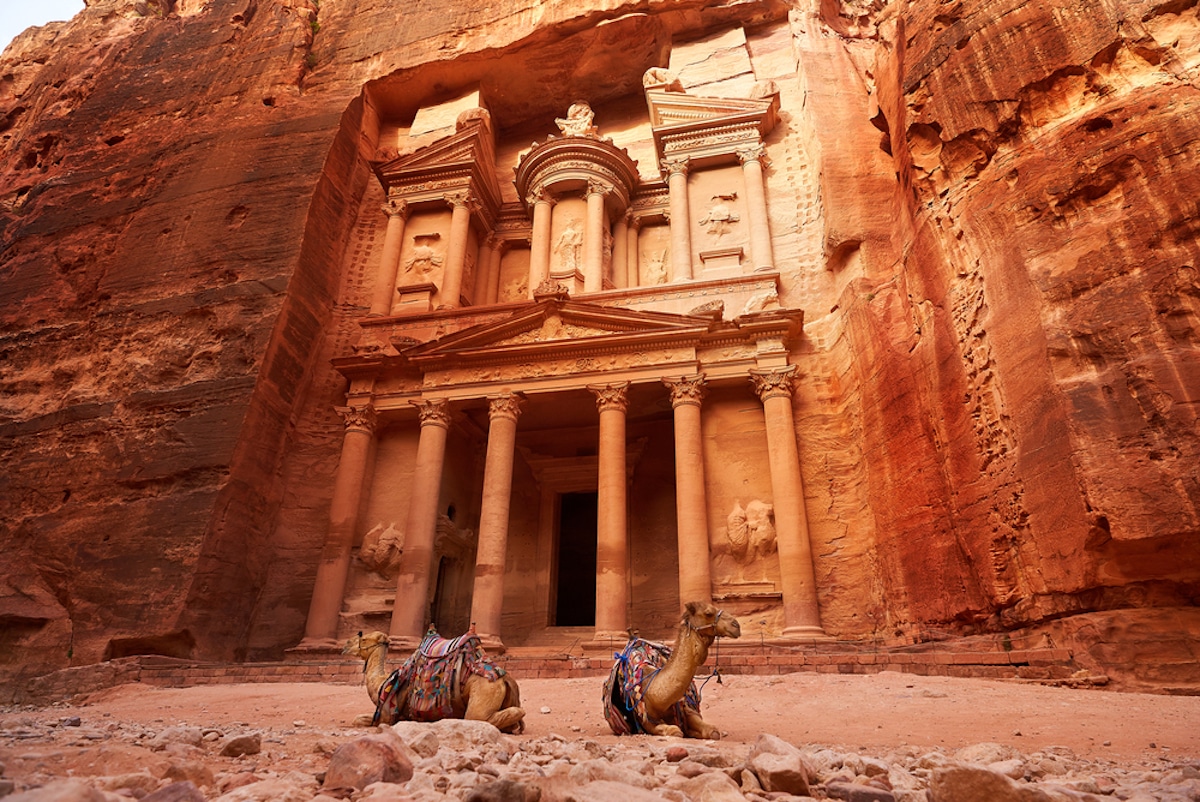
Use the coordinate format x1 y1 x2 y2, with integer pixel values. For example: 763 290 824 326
0 0 1196 689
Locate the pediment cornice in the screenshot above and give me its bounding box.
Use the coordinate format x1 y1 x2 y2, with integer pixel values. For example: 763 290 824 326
373 119 502 220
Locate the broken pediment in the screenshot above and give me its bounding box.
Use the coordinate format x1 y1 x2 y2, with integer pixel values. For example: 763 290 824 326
644 84 780 167
374 114 502 216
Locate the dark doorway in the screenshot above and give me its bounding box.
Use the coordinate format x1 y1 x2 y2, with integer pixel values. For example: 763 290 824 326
555 491 598 626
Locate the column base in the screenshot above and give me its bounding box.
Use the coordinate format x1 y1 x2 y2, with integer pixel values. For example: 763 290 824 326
476 633 507 655
779 625 834 642
291 637 342 652
582 630 632 653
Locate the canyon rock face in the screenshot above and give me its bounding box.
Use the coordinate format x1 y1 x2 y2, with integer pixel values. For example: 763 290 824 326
1 0 1196 689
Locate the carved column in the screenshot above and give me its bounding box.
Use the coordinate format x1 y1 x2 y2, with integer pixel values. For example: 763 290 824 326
300 405 377 646
441 191 475 308
369 199 409 317
389 399 452 646
663 157 693 282
626 213 641 288
664 375 712 605
477 235 504 306
611 210 628 289
589 382 630 643
738 145 774 272
750 367 824 637
469 393 523 651
528 187 555 299
585 179 609 294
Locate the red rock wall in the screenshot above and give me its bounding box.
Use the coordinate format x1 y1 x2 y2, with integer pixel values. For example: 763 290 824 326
1 0 1196 686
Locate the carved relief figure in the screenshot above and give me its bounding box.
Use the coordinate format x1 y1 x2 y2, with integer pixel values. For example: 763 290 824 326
644 247 669 285
555 101 598 138
723 500 777 582
404 234 443 279
360 522 405 576
699 193 740 237
554 221 583 274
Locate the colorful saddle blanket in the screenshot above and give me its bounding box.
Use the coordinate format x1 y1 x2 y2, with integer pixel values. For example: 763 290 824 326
373 628 507 726
603 636 702 735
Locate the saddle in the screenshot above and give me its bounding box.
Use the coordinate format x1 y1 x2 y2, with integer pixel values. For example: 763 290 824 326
603 636 702 735
373 626 507 726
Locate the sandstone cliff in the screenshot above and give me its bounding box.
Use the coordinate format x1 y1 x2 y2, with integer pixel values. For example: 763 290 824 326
1 0 1196 689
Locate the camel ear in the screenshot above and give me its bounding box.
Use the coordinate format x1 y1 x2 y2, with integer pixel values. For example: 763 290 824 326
684 601 699 616
357 631 363 637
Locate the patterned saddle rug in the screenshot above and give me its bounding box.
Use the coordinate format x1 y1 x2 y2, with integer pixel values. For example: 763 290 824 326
373 627 507 726
603 636 703 735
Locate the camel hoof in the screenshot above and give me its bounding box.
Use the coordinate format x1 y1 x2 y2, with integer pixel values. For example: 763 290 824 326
351 713 377 727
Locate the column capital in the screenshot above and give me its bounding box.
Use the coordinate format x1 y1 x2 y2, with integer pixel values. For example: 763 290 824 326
526 185 557 207
381 198 410 220
663 374 707 408
444 189 480 213
736 144 769 167
487 392 524 423
587 178 613 197
587 381 630 413
749 365 798 402
661 156 690 179
336 404 378 434
412 398 452 428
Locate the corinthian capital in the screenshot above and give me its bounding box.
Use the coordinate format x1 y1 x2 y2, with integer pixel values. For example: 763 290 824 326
736 144 768 166
381 198 410 219
337 404 378 434
587 178 613 197
587 382 630 413
749 366 797 402
663 374 707 408
488 393 524 423
412 398 451 428
661 157 690 179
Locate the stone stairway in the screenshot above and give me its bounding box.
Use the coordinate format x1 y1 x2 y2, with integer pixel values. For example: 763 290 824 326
11 640 1083 706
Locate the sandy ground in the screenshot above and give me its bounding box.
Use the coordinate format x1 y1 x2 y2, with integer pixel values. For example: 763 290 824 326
3 671 1196 788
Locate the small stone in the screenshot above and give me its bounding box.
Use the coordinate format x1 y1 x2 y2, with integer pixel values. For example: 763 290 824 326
293 720 306 727
540 706 552 714
1012 730 1022 736
666 746 688 763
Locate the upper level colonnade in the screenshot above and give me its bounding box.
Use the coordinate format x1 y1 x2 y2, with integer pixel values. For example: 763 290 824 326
362 69 781 319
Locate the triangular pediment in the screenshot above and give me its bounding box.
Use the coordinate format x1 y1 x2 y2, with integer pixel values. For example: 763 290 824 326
399 298 713 368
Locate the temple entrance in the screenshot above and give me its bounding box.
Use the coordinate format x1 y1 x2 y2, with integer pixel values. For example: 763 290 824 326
554 491 598 626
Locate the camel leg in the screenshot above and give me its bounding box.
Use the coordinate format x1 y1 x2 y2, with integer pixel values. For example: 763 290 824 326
463 678 524 733
644 721 685 738
681 708 721 740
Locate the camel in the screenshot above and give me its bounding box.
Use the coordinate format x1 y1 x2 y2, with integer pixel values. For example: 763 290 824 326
342 627 525 733
603 601 741 739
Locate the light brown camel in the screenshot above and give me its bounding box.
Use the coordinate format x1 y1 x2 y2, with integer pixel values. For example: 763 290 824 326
603 601 741 739
342 629 525 733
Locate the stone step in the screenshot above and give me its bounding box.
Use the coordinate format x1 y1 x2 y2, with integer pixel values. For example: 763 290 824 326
11 645 1083 705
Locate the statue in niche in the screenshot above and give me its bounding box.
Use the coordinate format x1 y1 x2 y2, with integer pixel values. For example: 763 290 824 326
555 101 598 138
724 500 778 582
699 193 740 237
360 522 405 577
643 247 669 285
743 289 781 314
404 234 442 280
554 220 583 273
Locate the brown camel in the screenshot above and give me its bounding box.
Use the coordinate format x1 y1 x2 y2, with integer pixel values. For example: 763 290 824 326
342 628 525 733
603 601 741 739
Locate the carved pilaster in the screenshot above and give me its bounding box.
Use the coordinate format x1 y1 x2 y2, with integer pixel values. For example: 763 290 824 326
663 374 707 409
488 393 524 423
336 404 378 434
412 398 451 429
749 366 798 402
588 382 630 413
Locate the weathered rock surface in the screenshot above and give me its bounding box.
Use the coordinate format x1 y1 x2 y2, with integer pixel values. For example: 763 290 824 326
0 0 1196 690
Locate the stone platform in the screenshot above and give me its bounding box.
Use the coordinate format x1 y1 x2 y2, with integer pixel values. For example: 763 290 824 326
11 642 1085 706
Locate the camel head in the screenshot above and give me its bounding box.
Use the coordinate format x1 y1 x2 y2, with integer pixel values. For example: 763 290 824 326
682 601 741 639
342 630 389 659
